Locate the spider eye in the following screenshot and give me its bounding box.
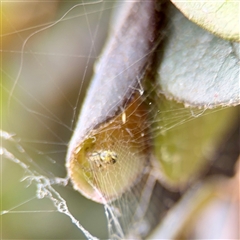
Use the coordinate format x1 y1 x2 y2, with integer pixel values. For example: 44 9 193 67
111 153 117 163
111 158 116 164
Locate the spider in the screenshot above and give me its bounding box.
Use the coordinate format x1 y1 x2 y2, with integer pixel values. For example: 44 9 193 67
88 150 117 168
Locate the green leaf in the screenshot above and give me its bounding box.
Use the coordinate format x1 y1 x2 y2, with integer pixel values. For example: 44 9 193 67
158 4 240 107
153 95 238 188
171 0 240 41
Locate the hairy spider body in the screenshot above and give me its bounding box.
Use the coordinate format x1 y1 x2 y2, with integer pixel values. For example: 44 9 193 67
88 150 117 168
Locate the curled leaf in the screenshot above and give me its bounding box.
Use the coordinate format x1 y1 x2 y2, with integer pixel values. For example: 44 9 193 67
66 0 162 203
67 94 150 202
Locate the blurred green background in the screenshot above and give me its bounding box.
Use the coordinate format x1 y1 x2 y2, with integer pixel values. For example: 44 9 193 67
1 0 115 238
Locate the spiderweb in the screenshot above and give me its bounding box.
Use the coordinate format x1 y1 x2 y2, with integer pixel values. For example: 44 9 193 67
1 0 238 239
